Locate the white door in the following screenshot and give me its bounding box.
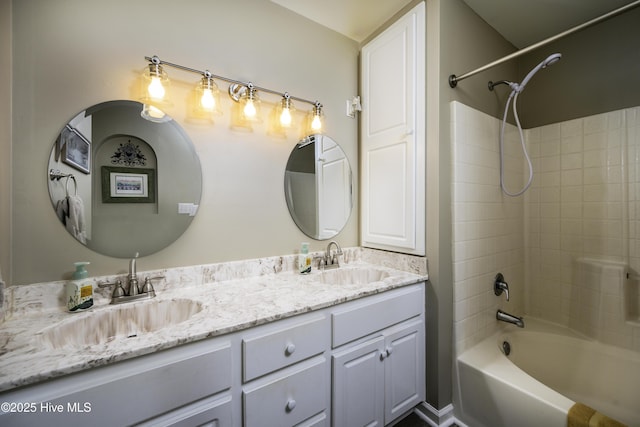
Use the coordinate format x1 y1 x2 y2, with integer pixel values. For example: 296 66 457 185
383 319 425 424
316 135 351 239
332 337 385 427
361 2 425 255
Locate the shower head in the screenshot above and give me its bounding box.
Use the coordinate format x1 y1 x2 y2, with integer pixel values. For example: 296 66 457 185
515 53 562 93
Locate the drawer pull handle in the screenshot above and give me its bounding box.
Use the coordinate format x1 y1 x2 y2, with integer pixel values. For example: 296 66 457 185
286 399 297 412
285 343 296 356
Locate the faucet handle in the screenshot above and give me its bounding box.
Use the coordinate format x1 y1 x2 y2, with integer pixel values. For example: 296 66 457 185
313 255 327 270
141 276 164 294
494 273 510 301
112 281 126 298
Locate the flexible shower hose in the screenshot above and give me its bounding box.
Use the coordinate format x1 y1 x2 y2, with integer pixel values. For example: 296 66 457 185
500 90 533 197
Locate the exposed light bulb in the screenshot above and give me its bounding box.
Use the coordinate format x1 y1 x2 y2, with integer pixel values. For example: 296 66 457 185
148 76 165 100
310 101 323 132
200 88 215 111
280 107 292 127
279 93 293 128
244 99 257 118
311 114 322 131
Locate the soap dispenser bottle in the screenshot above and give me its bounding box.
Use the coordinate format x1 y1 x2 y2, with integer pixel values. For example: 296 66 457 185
299 242 312 274
66 262 94 312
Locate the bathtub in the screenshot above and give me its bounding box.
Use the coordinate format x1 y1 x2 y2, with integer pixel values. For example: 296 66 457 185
457 318 640 427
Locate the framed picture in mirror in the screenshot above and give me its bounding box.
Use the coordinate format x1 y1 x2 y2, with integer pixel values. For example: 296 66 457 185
61 125 91 174
101 166 156 203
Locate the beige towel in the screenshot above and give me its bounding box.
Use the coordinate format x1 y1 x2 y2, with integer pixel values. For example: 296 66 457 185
56 195 87 244
567 402 627 427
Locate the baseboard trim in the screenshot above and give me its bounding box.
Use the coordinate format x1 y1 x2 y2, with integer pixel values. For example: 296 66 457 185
414 402 458 426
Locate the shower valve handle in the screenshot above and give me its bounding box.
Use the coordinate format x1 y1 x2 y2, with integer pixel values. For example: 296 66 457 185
494 273 510 302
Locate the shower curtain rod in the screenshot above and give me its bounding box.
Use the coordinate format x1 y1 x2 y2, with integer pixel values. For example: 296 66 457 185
448 0 640 88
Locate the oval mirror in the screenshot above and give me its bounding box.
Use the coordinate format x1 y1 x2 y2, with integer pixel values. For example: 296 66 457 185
284 134 353 240
47 100 202 258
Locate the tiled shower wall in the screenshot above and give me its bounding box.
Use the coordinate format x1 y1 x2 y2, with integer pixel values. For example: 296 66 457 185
527 106 640 352
451 101 525 354
452 100 640 354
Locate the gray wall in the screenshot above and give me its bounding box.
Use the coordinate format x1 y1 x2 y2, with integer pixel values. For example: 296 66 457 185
518 7 640 128
434 0 518 411
6 0 359 285
0 0 10 283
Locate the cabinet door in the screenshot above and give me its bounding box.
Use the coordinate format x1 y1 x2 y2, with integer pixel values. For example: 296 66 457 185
384 319 425 424
360 2 425 255
332 336 385 427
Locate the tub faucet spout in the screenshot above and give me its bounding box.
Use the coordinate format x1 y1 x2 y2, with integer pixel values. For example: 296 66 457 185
496 309 524 328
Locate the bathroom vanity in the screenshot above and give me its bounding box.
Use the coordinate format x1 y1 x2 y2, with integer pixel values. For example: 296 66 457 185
0 250 427 427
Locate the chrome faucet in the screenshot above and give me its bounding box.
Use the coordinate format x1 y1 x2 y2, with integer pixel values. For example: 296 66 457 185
320 240 343 270
494 273 509 301
496 309 524 328
128 253 139 296
99 254 162 305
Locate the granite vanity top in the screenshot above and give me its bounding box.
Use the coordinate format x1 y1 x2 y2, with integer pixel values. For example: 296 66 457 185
0 249 427 393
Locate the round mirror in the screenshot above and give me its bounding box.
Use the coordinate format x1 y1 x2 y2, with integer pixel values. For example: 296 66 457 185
284 134 353 240
47 100 202 258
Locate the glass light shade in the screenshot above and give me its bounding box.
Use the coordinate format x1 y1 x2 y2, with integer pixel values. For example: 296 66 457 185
141 104 172 123
279 96 295 128
141 62 170 106
241 85 261 122
308 103 324 133
195 76 222 115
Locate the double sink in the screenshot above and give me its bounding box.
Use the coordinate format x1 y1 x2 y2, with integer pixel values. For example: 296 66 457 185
38 267 391 350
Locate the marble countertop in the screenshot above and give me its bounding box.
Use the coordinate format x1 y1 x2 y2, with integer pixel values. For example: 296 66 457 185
0 251 427 393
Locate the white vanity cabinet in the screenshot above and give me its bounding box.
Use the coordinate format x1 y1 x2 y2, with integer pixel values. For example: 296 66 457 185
0 338 233 427
0 282 425 427
331 284 425 427
241 313 331 427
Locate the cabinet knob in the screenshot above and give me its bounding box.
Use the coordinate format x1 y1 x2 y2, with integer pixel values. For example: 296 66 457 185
286 399 297 412
285 343 296 356
386 347 393 356
380 351 387 361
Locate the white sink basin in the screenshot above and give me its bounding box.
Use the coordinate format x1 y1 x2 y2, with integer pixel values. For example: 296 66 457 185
40 299 202 349
317 268 390 285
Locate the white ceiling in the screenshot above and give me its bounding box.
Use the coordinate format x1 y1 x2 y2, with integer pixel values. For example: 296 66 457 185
271 0 638 47
270 0 413 42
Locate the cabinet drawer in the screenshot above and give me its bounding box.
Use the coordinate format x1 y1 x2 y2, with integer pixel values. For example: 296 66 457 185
0 338 232 427
243 313 328 381
243 358 327 427
331 284 423 347
136 394 232 427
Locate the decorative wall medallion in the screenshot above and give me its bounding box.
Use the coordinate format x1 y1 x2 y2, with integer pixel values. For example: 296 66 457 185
111 140 147 166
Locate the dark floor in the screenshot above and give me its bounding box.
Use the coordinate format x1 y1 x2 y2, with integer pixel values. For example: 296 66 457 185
394 412 430 427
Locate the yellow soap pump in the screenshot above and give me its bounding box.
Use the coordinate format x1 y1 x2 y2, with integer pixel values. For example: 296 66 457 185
66 262 94 312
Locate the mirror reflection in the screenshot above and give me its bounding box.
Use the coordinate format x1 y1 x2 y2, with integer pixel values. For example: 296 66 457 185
284 134 352 240
47 100 202 258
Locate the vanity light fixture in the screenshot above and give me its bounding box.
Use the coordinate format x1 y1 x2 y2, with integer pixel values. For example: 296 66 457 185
140 55 324 134
309 101 324 132
242 83 261 121
196 70 221 114
279 93 294 128
141 56 169 104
